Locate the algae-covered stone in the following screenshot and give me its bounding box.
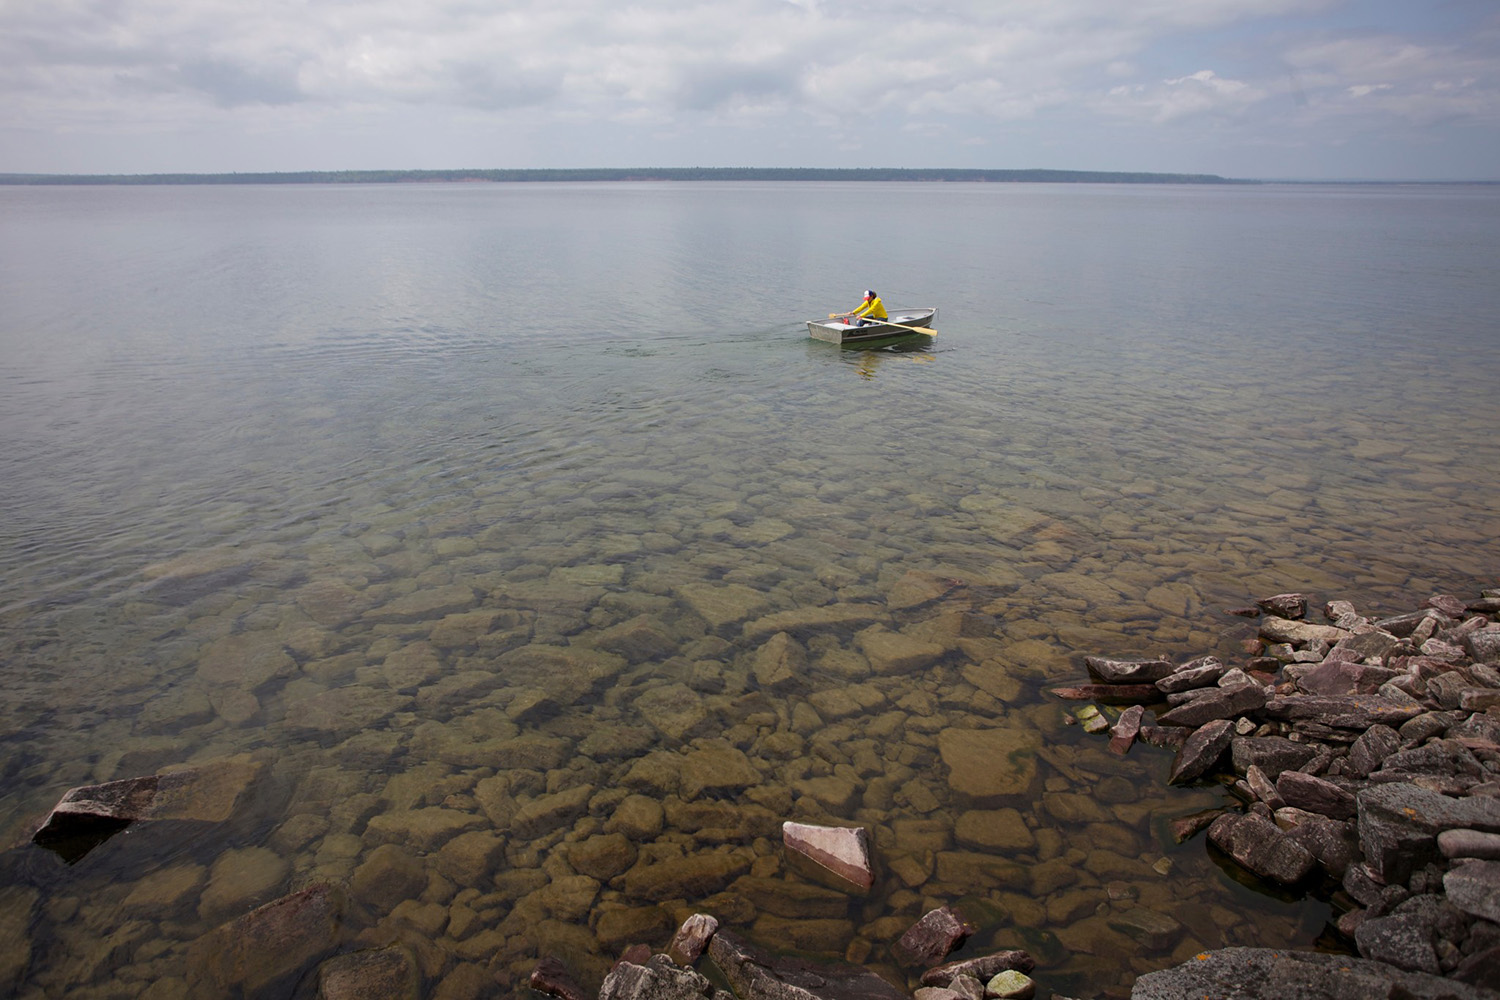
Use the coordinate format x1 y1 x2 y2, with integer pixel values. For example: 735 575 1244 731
318 946 419 1000
621 852 752 902
752 632 806 690
1041 792 1113 825
364 585 476 623
743 603 888 641
294 580 365 627
986 969 1036 1000
365 807 484 851
186 884 344 997
621 752 684 796
886 570 962 611
634 683 712 742
381 642 444 690
523 874 600 922
198 847 291 923
284 685 410 736
932 851 1028 891
511 784 593 840
676 582 772 628
954 809 1036 852
123 863 206 915
605 794 666 839
594 614 677 662
0 888 38 992
807 683 888 721
436 830 506 885
856 626 946 675
350 844 427 912
938 728 1040 800
489 733 574 771
429 609 506 649
197 631 296 691
569 833 638 881
595 905 674 949
731 875 853 918
961 662 1023 703
1107 906 1184 951
552 563 623 587
679 742 763 800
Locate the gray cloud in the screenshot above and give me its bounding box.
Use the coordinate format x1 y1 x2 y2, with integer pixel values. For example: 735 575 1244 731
175 59 304 107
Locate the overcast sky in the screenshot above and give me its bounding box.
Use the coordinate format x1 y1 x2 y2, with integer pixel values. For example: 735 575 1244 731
2 0 1496 180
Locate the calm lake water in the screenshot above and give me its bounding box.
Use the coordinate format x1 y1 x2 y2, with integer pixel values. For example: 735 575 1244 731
1 181 1498 999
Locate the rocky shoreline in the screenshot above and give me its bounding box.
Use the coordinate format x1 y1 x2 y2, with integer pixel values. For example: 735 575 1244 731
1067 587 1500 992
532 586 1500 1000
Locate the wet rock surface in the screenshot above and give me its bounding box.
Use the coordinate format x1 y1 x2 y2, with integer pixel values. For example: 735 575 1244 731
1130 946 1499 1000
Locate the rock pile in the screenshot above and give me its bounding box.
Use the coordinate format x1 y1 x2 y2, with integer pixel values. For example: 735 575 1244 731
1058 588 1500 991
539 912 1037 1000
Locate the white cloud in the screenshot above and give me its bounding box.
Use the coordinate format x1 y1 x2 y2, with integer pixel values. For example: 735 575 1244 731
0 0 1495 176
1282 32 1500 128
1102 69 1267 124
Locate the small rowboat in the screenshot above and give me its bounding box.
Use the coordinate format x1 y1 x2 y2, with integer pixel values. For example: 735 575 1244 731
806 307 938 345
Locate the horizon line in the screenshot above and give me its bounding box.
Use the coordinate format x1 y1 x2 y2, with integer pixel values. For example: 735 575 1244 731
1 167 1495 186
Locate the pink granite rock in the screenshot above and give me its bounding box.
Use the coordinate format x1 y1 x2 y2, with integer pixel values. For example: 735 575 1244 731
782 821 874 893
894 906 977 966
667 913 719 966
1108 704 1146 756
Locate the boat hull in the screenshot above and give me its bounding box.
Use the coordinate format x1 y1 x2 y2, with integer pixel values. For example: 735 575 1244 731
806 307 938 344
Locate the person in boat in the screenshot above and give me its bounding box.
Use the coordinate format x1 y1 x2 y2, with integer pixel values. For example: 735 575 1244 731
845 290 888 326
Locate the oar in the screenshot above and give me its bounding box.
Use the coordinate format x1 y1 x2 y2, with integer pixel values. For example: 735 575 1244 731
827 314 936 336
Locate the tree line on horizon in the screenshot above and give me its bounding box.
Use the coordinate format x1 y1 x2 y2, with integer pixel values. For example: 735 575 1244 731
0 167 1253 185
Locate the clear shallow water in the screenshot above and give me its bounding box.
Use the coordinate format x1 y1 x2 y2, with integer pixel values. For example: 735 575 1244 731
0 182 1498 998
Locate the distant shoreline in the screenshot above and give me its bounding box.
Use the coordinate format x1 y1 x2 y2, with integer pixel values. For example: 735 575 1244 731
0 167 1257 186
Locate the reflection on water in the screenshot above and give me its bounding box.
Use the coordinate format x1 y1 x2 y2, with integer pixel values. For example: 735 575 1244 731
0 182 1497 998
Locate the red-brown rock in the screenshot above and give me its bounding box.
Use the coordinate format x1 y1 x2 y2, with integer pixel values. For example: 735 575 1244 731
893 906 977 966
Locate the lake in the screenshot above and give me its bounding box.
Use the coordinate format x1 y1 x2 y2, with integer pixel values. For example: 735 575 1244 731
1 180 1497 998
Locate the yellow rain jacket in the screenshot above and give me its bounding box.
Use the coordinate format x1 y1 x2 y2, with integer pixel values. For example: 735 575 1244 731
851 294 887 321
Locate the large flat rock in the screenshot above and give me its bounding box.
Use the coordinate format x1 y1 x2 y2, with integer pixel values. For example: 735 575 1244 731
185 884 345 996
1130 946 1499 1000
937 728 1040 800
32 755 264 857
743 604 889 642
708 930 908 1000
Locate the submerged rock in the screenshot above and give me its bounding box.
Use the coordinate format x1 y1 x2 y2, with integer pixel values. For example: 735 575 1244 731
31 755 263 861
893 906 976 966
937 727 1040 800
534 956 593 1000
186 884 345 996
317 946 419 1000
783 821 875 894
